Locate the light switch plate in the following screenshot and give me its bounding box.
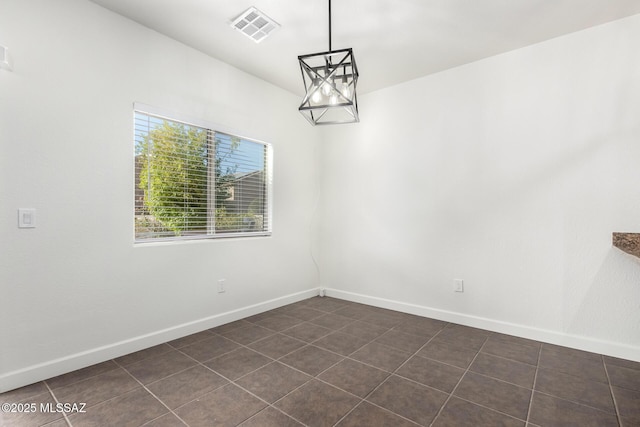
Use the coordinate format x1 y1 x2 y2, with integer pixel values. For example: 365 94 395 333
18 208 36 228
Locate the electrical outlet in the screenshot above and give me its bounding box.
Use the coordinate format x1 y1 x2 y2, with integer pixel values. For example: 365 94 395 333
217 279 226 293
18 208 36 228
453 279 464 293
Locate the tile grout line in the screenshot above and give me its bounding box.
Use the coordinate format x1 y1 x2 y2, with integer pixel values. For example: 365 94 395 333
237 403 310 427
327 322 484 423
329 400 365 427
306 350 378 427
243 303 370 424
168 368 279 426
480 346 540 366
530 389 623 417
422 332 538 421
169 332 319 426
428 334 489 427
112 358 190 427
224 312 377 426
446 394 532 425
389 324 447 376
46 364 187 427
527 348 623 420
172 344 275 394
242 306 624 424
330 323 450 427
331 399 422 427
42 362 121 395
524 341 541 426
149 309 360 425
229 312 434 426
248 324 524 427
450 359 537 391
602 357 624 427
43 381 72 427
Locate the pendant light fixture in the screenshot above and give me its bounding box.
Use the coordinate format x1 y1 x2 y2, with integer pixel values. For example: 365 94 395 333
298 0 359 125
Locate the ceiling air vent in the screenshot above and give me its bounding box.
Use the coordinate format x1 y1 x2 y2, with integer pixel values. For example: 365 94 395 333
230 7 280 43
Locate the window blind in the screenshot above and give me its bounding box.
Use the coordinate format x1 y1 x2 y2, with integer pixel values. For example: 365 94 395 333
134 110 271 242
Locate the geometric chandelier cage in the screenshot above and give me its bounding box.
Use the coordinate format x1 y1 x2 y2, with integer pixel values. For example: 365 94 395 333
298 0 359 125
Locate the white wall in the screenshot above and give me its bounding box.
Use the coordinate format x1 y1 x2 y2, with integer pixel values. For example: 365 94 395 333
0 0 321 391
319 14 640 361
2 0 639 393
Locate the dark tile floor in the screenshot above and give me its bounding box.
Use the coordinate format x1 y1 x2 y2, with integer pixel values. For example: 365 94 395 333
2 297 639 426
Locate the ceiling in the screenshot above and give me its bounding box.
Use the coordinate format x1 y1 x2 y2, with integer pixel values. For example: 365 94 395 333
88 0 640 96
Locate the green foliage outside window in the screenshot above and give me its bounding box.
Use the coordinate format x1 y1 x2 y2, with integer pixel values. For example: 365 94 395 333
138 121 209 235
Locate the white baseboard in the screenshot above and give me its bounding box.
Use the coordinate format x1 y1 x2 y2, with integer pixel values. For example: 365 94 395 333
326 288 640 363
3 286 638 393
0 288 320 393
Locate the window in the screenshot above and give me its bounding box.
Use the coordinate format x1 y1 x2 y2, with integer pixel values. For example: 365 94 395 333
134 107 272 242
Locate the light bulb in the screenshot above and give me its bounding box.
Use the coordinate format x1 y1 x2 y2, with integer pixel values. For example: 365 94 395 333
341 76 350 98
321 80 332 96
330 93 338 105
310 78 322 103
341 83 351 99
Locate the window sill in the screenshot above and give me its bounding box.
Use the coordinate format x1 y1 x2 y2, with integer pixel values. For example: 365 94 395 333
134 232 272 246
